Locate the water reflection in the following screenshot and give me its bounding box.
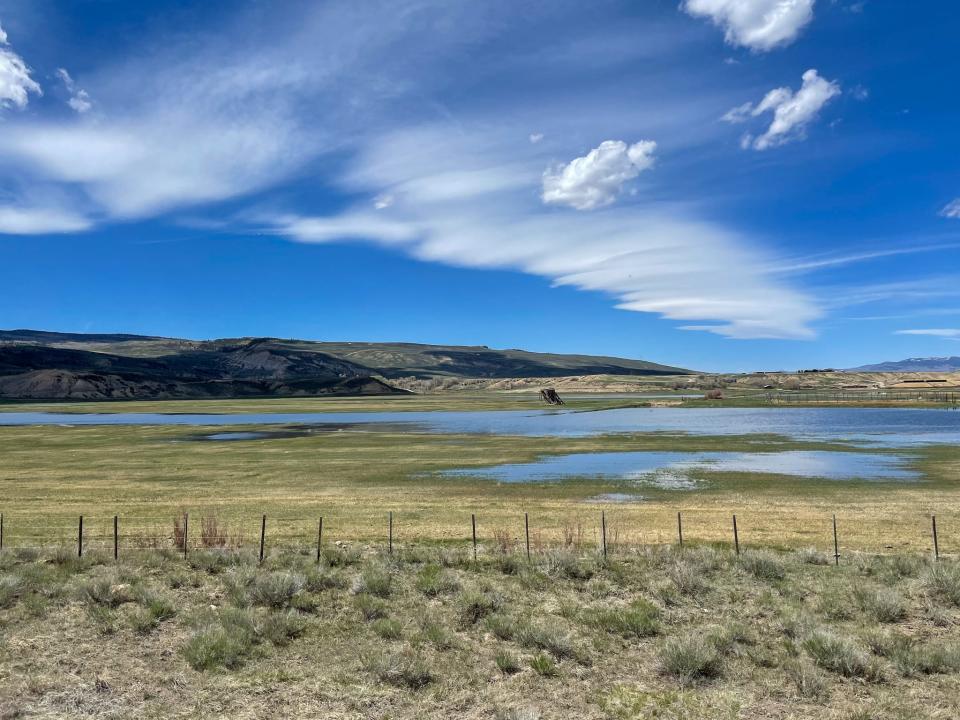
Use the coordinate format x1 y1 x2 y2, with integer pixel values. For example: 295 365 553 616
0 407 957 446
439 450 918 486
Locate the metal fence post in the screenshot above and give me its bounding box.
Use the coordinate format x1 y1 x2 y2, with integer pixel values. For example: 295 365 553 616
316 517 323 564
832 514 840 566
732 514 740 556
601 511 607 559
932 515 940 562
259 514 267 564
524 512 531 561
471 513 477 562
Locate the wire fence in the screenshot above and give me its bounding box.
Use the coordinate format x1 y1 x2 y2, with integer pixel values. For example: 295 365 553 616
0 509 950 564
767 390 960 405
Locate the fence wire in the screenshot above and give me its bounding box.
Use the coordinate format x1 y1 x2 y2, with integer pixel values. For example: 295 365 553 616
0 509 949 562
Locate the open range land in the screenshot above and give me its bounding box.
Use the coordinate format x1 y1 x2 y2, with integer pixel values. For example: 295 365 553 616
2 335 960 718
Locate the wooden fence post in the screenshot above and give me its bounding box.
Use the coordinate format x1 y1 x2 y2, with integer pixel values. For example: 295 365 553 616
677 511 683 548
78 515 84 558
832 514 840 566
0 512 4 552
259 514 267 564
601 511 607 559
524 512 531 561
388 512 393 555
113 515 119 561
732 514 740 556
932 515 939 562
316 517 323 564
471 513 477 562
183 512 189 558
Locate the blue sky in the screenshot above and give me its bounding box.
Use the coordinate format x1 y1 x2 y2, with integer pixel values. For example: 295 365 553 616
1 0 959 372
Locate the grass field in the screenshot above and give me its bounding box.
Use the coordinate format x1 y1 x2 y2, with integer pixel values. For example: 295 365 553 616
0 395 956 555
1 394 959 718
2 543 959 718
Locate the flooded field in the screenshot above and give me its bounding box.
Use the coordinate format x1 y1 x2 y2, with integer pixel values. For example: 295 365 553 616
1 406 958 446
439 450 920 485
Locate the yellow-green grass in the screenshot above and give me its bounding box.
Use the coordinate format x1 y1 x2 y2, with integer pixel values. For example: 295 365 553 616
0 415 957 555
1 544 960 718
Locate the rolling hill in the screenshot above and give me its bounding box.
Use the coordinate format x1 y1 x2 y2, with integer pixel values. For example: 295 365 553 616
0 330 689 400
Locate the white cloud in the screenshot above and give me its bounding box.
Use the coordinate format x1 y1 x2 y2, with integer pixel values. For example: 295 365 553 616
0 3 823 340
0 205 91 234
894 329 960 338
541 140 657 211
529 133 544 144
0 22 41 110
721 101 754 123
56 68 92 113
373 193 394 209
267 125 820 340
940 199 960 219
0 2 525 222
683 0 815 51
725 69 840 150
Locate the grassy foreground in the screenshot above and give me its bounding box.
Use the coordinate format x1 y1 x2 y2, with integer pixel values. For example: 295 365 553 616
2 543 959 719
0 421 956 553
0 410 957 553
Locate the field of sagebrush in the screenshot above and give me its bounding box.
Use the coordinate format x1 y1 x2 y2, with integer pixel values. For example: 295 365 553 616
1 542 959 719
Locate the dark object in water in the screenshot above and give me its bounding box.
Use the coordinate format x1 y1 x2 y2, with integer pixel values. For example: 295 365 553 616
540 388 564 405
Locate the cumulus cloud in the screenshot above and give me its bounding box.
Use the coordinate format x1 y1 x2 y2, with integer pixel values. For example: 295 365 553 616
894 329 960 338
267 126 820 340
940 199 960 219
56 68 92 113
724 69 840 150
682 0 815 51
0 21 42 110
541 140 656 211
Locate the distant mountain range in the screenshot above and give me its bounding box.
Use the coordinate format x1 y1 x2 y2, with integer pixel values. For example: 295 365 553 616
0 330 689 400
848 357 960 373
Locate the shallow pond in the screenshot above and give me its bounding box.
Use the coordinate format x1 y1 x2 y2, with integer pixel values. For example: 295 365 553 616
438 450 919 486
0 407 957 446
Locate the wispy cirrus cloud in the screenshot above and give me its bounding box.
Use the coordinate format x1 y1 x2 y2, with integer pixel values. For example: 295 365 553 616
0 2 826 340
724 69 840 150
0 203 91 234
941 199 960 219
894 328 960 338
682 0 815 52
268 124 820 340
768 241 960 274
55 68 92 113
822 276 960 309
